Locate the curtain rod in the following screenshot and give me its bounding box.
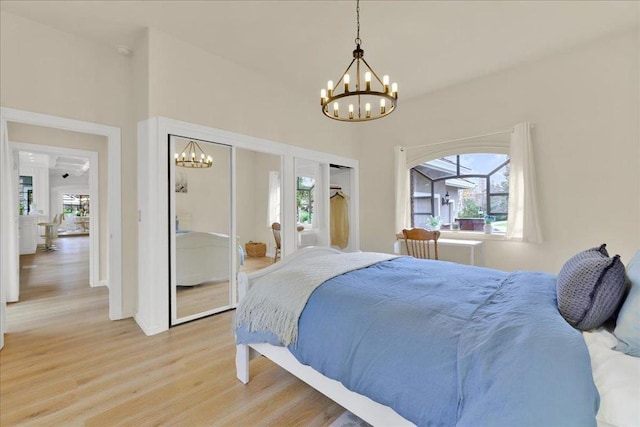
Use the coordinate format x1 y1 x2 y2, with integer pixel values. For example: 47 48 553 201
403 128 513 151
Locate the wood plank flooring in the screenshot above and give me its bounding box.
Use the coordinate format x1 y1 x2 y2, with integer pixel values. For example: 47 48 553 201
1 237 344 426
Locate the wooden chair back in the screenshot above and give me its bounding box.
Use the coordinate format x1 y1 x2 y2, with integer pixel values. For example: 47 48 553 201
271 222 282 262
402 228 440 260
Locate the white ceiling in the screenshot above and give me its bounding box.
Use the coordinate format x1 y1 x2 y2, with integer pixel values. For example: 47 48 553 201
18 151 90 177
1 1 638 99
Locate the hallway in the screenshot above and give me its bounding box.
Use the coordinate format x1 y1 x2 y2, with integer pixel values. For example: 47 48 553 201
20 235 94 310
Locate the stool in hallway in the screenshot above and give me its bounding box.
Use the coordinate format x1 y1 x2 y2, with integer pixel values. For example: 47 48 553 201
38 214 59 251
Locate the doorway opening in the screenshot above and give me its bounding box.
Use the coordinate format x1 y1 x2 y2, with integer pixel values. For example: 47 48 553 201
11 142 100 287
0 107 123 350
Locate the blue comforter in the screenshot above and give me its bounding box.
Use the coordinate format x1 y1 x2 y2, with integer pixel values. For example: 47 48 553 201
236 256 599 426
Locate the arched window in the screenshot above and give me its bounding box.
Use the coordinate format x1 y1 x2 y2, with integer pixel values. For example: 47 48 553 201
396 123 542 243
410 153 510 233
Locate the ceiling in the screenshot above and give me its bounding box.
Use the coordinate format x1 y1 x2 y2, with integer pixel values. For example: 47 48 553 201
1 1 638 99
18 151 90 177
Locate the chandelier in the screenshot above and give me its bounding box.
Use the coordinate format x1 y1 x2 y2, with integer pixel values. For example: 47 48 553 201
175 140 213 168
320 0 397 122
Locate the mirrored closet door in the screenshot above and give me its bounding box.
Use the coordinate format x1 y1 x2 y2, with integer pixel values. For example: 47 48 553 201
329 164 354 252
235 147 282 268
294 158 327 249
169 135 233 325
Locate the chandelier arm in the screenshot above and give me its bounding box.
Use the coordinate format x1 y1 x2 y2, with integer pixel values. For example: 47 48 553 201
192 140 206 153
186 141 195 154
356 57 362 117
334 58 357 90
360 57 385 85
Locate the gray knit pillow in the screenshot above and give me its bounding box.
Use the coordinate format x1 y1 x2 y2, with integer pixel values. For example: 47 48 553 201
557 244 627 331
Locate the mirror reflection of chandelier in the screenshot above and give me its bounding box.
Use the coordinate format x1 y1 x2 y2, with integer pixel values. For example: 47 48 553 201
320 0 398 122
175 140 213 168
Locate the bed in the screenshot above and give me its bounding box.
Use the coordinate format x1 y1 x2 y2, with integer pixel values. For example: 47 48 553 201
234 247 639 427
176 231 243 286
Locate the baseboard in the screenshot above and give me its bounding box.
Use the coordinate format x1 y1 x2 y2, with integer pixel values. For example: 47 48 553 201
134 314 167 336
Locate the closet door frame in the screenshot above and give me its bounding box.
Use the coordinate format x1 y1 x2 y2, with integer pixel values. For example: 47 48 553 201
137 116 358 336
168 135 234 326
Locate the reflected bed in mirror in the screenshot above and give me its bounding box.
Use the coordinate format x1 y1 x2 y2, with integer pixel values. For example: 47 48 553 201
175 231 242 318
176 231 239 286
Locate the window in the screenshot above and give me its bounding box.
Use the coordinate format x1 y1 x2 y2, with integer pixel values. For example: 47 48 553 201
296 176 315 226
410 153 509 232
18 175 33 215
409 169 434 228
63 194 90 216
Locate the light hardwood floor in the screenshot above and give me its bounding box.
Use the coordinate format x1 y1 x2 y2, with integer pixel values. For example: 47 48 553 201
1 237 344 426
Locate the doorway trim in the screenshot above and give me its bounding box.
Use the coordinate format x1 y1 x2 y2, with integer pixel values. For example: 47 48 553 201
11 142 100 288
0 107 123 320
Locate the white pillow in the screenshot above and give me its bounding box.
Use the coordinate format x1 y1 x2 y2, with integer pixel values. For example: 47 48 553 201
584 329 640 427
614 250 640 356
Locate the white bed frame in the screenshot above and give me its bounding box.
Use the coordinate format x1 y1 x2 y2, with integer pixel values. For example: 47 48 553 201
235 247 414 426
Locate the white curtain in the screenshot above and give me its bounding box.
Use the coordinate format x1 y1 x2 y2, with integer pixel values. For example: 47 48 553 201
506 122 543 243
267 170 280 226
394 146 410 233
1 119 19 305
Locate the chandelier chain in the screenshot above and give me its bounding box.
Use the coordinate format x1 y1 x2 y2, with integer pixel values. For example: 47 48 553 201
355 0 361 45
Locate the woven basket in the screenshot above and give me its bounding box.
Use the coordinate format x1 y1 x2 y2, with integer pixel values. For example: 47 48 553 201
245 241 266 257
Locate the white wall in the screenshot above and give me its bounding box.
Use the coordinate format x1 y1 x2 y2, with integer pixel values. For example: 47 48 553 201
358 29 640 272
1 11 137 315
174 138 231 234
146 29 358 159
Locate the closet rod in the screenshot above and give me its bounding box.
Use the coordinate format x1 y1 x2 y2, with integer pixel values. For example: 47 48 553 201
403 128 513 151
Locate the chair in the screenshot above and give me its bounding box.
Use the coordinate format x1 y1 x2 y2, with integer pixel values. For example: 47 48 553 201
52 213 63 239
65 213 78 232
38 214 59 251
402 228 440 260
271 222 282 263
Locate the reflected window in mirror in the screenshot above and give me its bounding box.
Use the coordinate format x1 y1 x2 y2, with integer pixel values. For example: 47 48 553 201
297 176 315 228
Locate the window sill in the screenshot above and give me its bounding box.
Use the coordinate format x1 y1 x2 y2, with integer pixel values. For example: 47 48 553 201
438 230 505 242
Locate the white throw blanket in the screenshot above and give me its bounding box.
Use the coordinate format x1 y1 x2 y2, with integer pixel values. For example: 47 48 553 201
234 252 398 345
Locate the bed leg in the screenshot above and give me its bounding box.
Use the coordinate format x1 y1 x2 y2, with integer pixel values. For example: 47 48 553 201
236 344 250 384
